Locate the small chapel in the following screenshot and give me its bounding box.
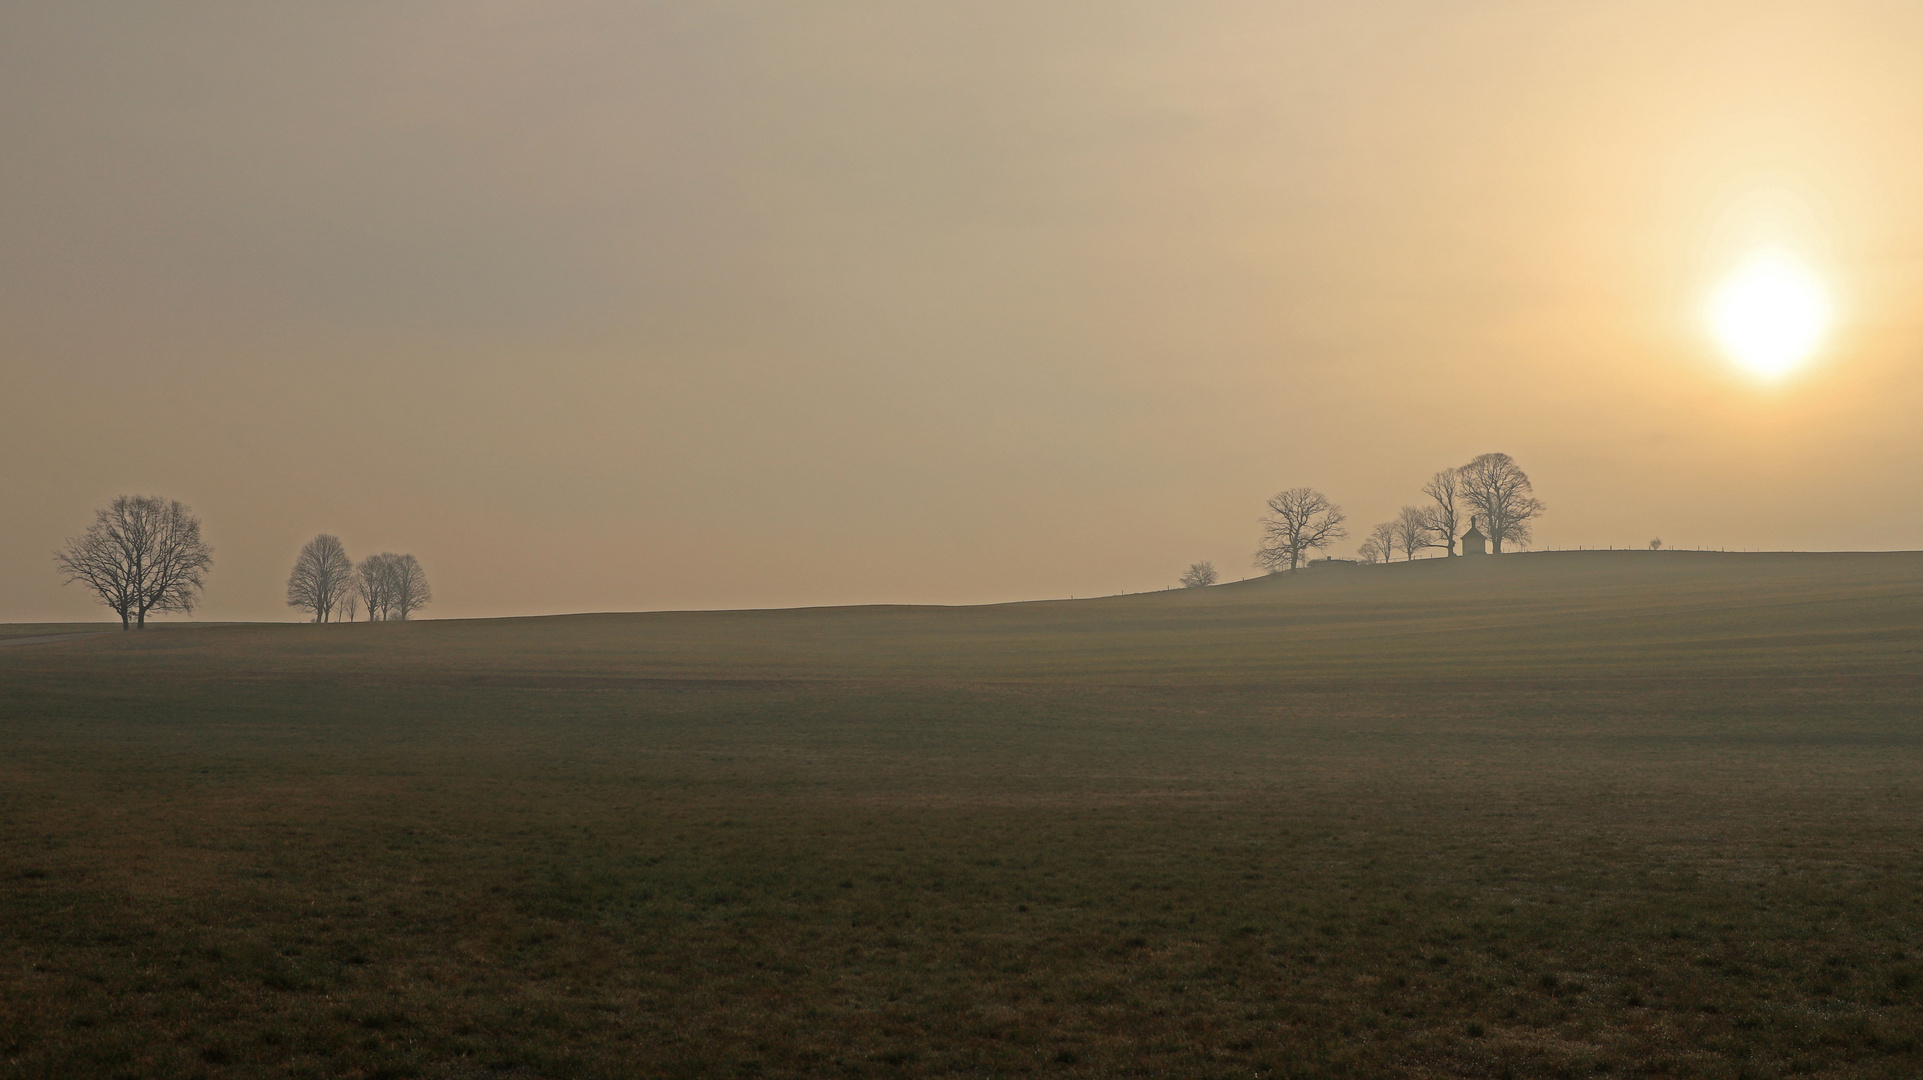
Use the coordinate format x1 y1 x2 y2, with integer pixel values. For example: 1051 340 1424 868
1461 517 1488 556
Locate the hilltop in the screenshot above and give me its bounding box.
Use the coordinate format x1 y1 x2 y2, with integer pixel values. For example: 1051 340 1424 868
27 548 1916 686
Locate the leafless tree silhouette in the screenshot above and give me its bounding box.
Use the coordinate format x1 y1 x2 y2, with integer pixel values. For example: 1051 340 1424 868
1422 468 1463 556
1458 452 1545 553
53 495 213 629
1369 520 1398 563
1179 561 1218 588
286 534 355 623
355 553 394 621
389 554 432 620
1356 538 1384 564
1255 488 1347 572
1394 505 1439 560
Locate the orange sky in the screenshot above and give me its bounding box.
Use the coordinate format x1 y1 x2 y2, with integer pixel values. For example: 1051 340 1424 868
5 1 1923 621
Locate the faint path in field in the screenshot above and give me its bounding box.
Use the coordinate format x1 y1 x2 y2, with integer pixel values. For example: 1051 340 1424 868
0 632 113 648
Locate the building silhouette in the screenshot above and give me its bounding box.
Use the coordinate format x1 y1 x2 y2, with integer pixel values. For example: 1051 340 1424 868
1461 517 1488 556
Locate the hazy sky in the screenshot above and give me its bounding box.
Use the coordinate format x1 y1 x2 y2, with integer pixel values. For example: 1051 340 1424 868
6 1 1923 621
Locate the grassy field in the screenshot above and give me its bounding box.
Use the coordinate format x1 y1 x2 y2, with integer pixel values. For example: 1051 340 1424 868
0 624 110 643
2 551 1920 1079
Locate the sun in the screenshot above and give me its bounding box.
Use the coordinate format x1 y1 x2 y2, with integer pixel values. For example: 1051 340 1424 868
1707 249 1831 378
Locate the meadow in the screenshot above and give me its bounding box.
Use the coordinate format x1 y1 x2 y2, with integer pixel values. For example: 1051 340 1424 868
2 551 1920 1079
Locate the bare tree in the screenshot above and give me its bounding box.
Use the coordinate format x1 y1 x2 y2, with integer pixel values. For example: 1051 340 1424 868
1356 537 1384 564
338 590 360 622
1458 452 1545 553
1369 520 1397 563
1255 488 1348 572
53 495 213 629
1393 505 1439 560
389 554 432 620
1421 468 1463 556
1648 538 1663 551
355 553 395 621
1179 561 1218 588
286 534 355 623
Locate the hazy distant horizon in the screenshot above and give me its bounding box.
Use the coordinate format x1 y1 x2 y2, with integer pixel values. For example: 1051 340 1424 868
7 2 1923 623
14 546 1919 630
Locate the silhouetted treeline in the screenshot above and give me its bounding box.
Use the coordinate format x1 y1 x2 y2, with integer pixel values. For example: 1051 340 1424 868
288 537 432 622
1193 452 1546 583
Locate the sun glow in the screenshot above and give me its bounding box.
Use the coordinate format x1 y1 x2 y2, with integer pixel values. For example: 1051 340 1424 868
1707 249 1831 378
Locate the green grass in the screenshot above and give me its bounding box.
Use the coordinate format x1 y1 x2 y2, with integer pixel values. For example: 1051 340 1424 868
2 551 1920 1078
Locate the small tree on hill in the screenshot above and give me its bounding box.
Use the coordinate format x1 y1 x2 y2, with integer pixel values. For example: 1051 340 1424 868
355 553 393 621
54 495 213 629
389 554 432 620
1180 561 1218 588
1421 468 1462 556
1394 505 1439 560
1255 488 1347 572
286 534 355 623
1459 452 1544 553
1369 520 1397 563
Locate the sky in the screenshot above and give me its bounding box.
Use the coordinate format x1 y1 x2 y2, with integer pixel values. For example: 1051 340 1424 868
5 1 1923 622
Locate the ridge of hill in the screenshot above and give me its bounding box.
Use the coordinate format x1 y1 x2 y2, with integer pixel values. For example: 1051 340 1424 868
12 549 1920 685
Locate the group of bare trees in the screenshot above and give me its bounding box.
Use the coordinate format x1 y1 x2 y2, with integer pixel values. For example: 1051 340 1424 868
51 495 433 629
1360 505 1438 565
1359 467 1468 563
286 535 431 622
1252 452 1545 573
